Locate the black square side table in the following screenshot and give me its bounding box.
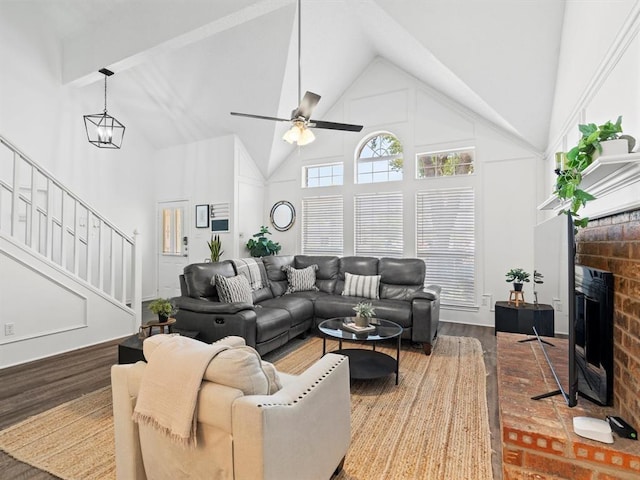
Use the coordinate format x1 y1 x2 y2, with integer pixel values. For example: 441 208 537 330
494 301 554 337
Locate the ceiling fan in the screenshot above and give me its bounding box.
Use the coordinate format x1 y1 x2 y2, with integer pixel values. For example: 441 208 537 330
230 0 363 146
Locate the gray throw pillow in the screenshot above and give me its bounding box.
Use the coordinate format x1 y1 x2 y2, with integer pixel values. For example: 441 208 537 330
282 264 319 294
214 274 253 304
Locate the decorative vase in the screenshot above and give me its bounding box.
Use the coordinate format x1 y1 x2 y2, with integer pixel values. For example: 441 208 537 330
513 283 523 292
355 314 369 327
158 314 169 323
592 138 629 162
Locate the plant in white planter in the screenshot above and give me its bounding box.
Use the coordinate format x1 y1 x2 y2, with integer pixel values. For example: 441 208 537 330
353 302 375 327
557 116 634 227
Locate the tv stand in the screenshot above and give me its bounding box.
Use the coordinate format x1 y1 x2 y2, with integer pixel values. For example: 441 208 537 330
518 336 554 347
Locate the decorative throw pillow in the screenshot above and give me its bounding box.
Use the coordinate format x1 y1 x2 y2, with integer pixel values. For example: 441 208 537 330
342 272 381 299
282 264 319 294
204 345 281 395
214 274 253 304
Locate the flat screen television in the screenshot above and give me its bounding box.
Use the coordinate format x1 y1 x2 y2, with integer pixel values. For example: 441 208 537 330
533 213 614 407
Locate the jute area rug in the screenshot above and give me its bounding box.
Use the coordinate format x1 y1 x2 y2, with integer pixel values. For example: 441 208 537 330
0 335 492 480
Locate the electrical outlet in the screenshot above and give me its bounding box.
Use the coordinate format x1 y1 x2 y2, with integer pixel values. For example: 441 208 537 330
5 323 15 336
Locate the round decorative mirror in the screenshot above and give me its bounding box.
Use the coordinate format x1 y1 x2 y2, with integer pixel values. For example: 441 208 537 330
270 201 295 232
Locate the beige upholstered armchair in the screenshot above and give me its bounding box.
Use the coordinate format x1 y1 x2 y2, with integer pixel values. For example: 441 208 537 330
111 335 350 480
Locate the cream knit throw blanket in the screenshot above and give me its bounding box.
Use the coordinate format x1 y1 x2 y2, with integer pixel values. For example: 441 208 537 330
132 336 228 447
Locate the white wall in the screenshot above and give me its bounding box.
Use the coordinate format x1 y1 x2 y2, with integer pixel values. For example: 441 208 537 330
0 5 157 300
266 58 542 327
544 0 640 219
153 134 266 292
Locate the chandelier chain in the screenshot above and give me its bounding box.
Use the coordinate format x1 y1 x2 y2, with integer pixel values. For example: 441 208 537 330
103 75 108 113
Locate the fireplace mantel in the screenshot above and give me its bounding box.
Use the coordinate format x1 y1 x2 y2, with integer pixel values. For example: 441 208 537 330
538 152 640 215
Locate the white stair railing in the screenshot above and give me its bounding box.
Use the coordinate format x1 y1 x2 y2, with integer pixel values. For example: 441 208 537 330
0 135 141 322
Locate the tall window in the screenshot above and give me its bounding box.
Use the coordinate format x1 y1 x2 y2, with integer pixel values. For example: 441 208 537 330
416 147 475 178
303 163 343 188
354 192 403 257
416 188 475 307
302 196 343 255
356 133 403 184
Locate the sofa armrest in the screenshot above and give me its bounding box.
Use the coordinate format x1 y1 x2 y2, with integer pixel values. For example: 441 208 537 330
172 295 254 314
232 354 351 480
111 362 148 480
410 285 441 354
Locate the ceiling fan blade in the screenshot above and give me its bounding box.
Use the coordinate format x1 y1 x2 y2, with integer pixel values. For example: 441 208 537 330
310 120 363 132
292 91 321 119
230 112 290 122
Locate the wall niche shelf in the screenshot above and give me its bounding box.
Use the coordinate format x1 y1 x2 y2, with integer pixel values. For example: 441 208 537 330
538 152 640 211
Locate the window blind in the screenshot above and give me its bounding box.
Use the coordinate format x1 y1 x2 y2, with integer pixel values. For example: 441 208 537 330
302 195 343 255
416 188 475 307
354 192 403 258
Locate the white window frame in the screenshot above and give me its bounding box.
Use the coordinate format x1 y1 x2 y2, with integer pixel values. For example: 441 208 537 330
301 195 344 255
302 162 344 188
354 191 403 258
355 133 403 184
416 147 475 179
416 187 475 307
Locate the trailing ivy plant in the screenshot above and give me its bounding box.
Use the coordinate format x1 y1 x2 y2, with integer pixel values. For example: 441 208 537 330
246 225 281 257
556 116 624 227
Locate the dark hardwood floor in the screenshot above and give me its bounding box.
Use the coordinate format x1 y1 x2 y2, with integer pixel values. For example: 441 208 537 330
0 321 501 479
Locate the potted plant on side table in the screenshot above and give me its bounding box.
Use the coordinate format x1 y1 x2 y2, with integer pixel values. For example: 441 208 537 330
505 268 530 292
148 298 178 323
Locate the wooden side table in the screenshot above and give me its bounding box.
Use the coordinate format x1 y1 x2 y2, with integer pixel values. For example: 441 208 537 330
138 317 176 338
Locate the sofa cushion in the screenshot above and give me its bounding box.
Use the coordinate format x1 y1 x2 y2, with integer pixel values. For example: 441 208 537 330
378 258 426 299
295 255 339 293
283 264 319 294
336 257 379 294
215 274 253 304
258 296 314 327
262 255 295 297
254 307 291 343
342 272 381 299
184 261 235 300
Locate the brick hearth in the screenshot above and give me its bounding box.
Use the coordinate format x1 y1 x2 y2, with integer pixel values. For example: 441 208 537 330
497 332 640 479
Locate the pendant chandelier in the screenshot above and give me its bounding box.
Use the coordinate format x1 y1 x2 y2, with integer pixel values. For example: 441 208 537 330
83 68 125 149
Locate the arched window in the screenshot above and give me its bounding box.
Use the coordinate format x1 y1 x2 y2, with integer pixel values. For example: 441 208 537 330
356 133 403 183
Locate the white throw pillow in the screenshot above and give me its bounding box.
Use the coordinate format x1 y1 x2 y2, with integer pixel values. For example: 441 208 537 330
342 272 381 299
215 274 253 304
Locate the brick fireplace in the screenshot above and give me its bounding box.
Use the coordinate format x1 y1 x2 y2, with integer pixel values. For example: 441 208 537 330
497 208 640 479
575 208 640 430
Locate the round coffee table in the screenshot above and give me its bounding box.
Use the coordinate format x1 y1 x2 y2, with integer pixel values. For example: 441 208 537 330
318 317 403 385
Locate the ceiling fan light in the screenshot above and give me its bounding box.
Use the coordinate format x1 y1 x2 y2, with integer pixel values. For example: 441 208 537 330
297 127 315 146
283 125 299 144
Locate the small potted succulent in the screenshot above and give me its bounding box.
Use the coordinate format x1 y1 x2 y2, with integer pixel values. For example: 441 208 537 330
505 268 530 292
148 298 178 323
353 302 376 327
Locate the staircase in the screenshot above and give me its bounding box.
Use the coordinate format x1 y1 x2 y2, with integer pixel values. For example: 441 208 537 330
0 135 141 367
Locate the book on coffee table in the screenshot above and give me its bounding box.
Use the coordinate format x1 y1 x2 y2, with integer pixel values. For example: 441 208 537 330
342 321 375 334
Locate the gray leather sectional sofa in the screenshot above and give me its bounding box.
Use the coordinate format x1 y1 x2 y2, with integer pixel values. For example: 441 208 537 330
172 255 441 356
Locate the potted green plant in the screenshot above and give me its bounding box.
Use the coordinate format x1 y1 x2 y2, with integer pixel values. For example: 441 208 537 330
505 268 530 291
246 226 281 257
207 234 224 262
148 298 177 323
556 116 632 227
353 302 376 327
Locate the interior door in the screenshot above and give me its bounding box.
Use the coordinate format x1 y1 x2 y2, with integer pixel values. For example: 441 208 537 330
157 200 189 299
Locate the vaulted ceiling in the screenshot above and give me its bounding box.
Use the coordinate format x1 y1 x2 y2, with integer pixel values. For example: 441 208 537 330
24 0 565 177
